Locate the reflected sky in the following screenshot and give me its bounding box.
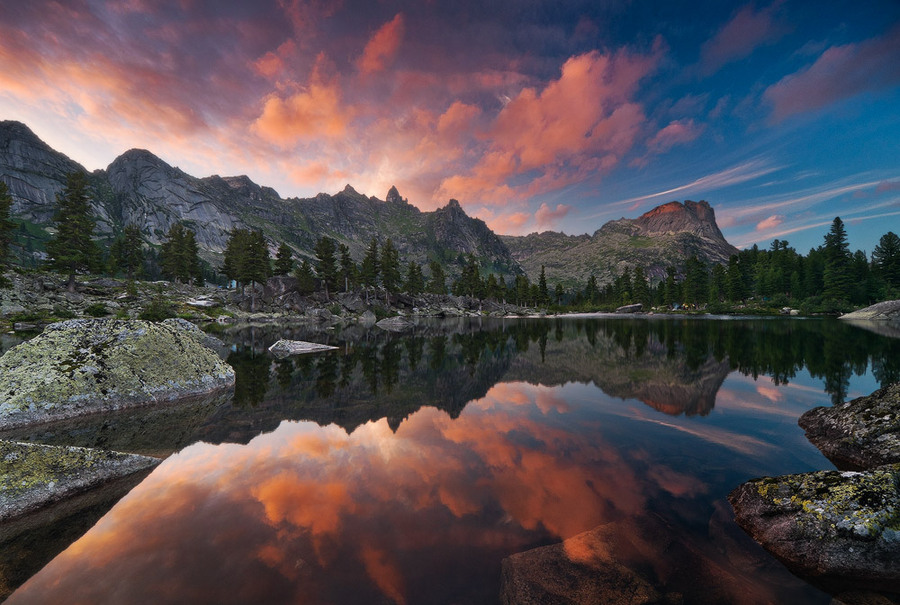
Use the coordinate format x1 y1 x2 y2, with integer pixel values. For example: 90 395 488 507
8 318 894 604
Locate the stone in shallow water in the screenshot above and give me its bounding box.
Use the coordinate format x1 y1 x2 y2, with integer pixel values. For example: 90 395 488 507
728 464 900 591
0 441 159 523
0 318 235 430
799 382 900 471
267 339 338 357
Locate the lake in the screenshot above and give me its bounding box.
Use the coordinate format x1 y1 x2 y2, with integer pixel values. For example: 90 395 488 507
5 316 899 604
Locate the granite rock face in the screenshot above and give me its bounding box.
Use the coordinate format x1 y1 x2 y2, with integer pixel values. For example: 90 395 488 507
799 382 900 470
0 318 234 430
728 465 900 590
839 300 900 321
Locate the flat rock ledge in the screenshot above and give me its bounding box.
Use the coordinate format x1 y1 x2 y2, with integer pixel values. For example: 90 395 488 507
0 318 235 430
0 441 159 524
840 300 900 321
799 382 900 471
728 464 900 591
268 339 338 357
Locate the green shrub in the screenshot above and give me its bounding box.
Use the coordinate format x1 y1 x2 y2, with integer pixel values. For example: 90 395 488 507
84 302 110 317
52 306 77 320
139 298 176 321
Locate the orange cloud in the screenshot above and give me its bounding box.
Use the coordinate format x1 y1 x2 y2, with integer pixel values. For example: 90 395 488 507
357 14 405 75
645 118 704 154
534 203 572 230
756 214 784 231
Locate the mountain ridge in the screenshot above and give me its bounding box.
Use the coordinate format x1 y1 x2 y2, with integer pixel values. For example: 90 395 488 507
0 120 737 285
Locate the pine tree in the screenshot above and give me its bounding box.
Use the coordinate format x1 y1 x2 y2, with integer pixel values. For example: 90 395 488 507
538 265 549 305
222 227 251 290
338 243 356 291
46 172 99 291
108 224 144 279
295 259 315 294
244 230 271 289
0 181 17 275
427 260 446 294
873 231 900 290
160 223 202 284
554 283 564 305
380 238 401 292
404 261 424 294
823 217 852 301
274 242 293 275
633 266 650 307
314 236 338 296
360 238 380 287
584 273 599 304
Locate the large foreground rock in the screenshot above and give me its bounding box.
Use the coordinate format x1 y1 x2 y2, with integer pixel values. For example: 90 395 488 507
840 300 900 321
0 318 234 430
799 382 900 470
0 441 158 523
729 465 900 591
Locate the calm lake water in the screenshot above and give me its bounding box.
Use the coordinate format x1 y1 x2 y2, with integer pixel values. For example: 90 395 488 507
6 316 900 604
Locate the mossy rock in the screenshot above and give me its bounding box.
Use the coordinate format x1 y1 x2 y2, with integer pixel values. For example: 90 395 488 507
0 318 235 430
729 464 900 590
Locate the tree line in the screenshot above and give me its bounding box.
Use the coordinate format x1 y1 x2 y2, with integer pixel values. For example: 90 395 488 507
1 172 897 313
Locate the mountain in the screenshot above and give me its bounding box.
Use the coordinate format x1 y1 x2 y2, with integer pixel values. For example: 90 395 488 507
501 200 738 287
0 121 520 277
0 120 737 285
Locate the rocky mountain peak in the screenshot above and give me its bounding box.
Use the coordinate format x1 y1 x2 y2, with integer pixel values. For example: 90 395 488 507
386 185 403 204
633 200 726 241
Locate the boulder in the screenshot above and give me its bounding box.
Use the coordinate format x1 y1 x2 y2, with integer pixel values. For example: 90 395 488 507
0 318 235 430
839 300 900 321
267 339 338 357
359 310 377 325
729 465 900 591
264 275 297 299
375 316 414 332
615 303 643 314
0 441 159 523
799 382 900 470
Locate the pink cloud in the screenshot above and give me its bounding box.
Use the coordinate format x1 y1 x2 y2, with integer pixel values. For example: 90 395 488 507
765 25 900 121
645 118 704 154
756 215 784 231
357 14 405 75
700 3 786 75
534 203 572 230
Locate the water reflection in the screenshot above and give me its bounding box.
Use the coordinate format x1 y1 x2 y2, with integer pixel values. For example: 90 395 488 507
8 317 896 603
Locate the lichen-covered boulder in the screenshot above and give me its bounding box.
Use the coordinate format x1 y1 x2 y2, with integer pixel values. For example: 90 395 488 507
729 464 900 590
0 441 159 523
0 318 235 430
799 382 900 470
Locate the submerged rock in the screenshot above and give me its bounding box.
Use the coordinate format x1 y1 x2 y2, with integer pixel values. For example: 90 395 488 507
799 382 900 470
267 339 338 357
729 464 900 591
615 303 643 314
0 441 158 523
375 315 414 332
0 318 235 430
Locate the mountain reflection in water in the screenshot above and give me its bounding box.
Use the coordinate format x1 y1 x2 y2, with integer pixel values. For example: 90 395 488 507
7 317 898 604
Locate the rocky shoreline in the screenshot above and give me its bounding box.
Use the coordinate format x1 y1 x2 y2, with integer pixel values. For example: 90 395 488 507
729 383 900 597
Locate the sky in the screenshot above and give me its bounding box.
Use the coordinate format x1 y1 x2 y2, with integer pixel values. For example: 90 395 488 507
1 0 898 253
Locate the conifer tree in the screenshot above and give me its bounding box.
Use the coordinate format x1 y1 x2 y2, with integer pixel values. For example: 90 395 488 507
160 223 202 284
426 260 446 294
404 261 425 294
823 217 852 301
338 243 356 291
314 236 338 295
46 171 99 292
0 182 17 275
873 231 900 290
633 266 651 307
274 242 293 275
360 238 380 287
380 238 401 292
538 265 549 304
295 259 316 295
222 227 250 290
108 223 144 279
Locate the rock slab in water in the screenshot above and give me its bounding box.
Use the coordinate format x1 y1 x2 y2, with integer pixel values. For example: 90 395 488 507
0 441 159 523
267 339 338 357
615 303 643 314
728 464 900 590
840 300 900 321
375 315 414 331
0 318 235 430
799 382 900 470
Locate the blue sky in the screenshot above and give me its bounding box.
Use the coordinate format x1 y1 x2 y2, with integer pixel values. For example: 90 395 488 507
0 0 897 252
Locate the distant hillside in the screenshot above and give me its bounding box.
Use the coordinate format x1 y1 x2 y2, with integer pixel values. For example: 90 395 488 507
0 120 738 286
502 201 738 287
